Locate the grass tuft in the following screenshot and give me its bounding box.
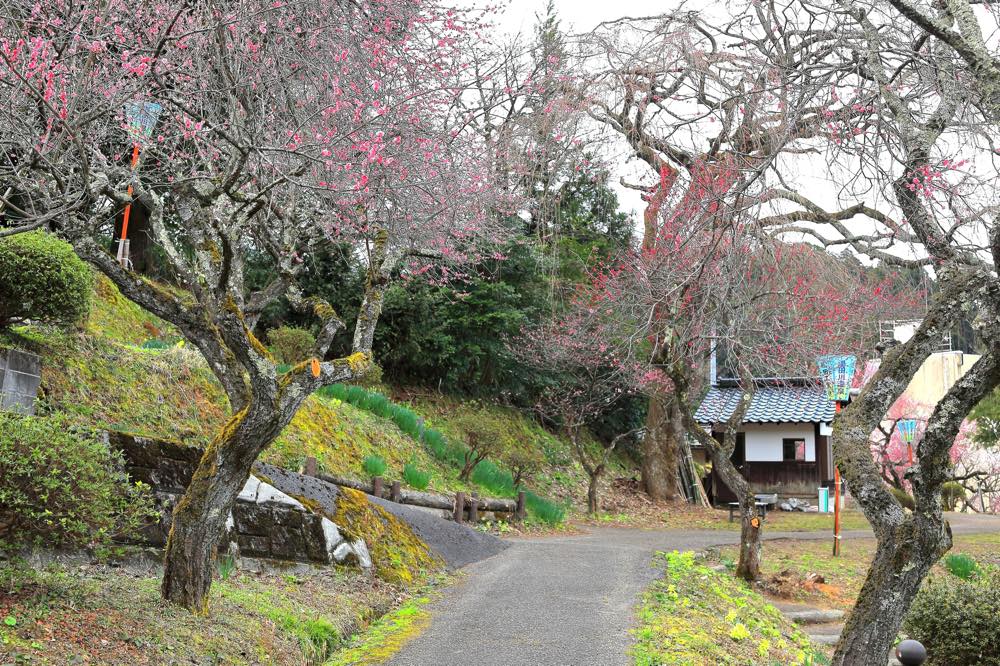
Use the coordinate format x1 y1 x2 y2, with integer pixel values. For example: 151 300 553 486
362 455 388 478
402 463 431 490
943 553 979 580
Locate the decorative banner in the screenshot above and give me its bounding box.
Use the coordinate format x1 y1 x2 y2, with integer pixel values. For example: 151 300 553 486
124 101 163 142
898 419 918 443
817 354 858 402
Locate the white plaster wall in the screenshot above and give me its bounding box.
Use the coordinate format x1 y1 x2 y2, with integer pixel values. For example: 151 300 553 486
743 423 816 462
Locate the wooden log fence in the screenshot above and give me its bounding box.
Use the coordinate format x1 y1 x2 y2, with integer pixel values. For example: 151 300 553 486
310 458 521 522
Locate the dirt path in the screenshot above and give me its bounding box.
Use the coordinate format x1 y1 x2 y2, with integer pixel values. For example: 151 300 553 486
386 514 1000 666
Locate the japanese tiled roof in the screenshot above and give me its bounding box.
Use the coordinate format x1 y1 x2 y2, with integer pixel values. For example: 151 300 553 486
694 381 836 424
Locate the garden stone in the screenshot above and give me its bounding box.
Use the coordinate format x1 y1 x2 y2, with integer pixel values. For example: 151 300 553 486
238 476 262 502
333 540 372 569
255 481 305 509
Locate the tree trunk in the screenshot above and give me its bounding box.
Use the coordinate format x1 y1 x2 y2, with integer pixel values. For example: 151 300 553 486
161 405 281 612
707 434 761 580
735 487 762 581
642 391 681 501
459 452 481 482
831 518 948 665
115 200 153 274
587 470 602 515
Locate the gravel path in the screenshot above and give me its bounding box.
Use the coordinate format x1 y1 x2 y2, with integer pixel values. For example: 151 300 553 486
387 513 1000 666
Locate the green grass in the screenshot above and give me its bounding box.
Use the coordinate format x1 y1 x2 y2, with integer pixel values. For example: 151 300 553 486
362 455 388 478
316 384 566 524
630 551 826 666
0 561 399 665
943 553 979 580
326 595 434 665
402 463 431 490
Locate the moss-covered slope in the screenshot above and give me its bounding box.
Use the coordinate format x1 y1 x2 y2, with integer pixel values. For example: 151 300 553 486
6 275 592 504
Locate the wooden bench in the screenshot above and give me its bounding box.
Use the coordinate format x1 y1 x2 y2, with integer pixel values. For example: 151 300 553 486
728 501 769 522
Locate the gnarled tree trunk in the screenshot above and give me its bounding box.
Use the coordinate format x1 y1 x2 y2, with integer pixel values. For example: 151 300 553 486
642 391 682 501
832 518 948 664
161 395 291 611
829 269 1000 665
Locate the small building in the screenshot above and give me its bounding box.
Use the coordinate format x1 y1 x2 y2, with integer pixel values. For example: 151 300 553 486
694 378 836 505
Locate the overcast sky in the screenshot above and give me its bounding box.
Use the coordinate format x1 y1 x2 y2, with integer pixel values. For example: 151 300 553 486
492 0 690 218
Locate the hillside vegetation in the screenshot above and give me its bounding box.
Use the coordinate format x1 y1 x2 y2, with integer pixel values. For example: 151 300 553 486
5 275 591 517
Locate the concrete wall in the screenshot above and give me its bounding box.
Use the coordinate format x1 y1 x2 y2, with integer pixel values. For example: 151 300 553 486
0 349 41 414
903 351 981 406
743 423 815 462
109 433 369 569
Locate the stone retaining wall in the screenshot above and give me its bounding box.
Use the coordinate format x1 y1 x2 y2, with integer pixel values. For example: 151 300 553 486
109 433 370 569
0 349 41 414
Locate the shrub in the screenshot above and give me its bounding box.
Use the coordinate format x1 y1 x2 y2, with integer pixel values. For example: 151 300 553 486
402 463 431 490
266 325 316 364
942 481 965 511
361 455 387 478
499 438 545 488
943 553 979 580
904 568 1000 665
0 231 92 330
890 486 915 510
0 412 155 551
446 406 517 482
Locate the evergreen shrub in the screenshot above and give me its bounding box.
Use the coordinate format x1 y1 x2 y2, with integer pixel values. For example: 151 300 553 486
0 231 92 330
0 412 155 551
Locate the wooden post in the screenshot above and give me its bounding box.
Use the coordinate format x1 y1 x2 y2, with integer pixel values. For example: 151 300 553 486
454 492 466 523
373 476 384 499
515 491 526 523
468 493 479 523
833 401 842 557
390 481 401 503
303 456 318 477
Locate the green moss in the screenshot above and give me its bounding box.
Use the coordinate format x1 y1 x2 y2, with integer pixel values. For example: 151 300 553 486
86 274 176 345
331 488 442 584
327 596 432 666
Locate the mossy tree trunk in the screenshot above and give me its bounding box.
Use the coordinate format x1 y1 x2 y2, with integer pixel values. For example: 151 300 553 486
66 202 385 613
161 403 281 611
672 367 760 579
641 391 682 501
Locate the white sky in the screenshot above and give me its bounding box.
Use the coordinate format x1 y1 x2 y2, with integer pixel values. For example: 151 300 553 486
495 0 686 218
482 0 994 270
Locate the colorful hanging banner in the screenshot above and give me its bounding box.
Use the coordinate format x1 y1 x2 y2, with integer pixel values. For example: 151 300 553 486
817 354 857 402
124 101 163 143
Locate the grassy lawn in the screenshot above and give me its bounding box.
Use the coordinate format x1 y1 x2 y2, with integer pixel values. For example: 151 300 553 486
0 561 445 665
630 551 827 666
711 531 1000 610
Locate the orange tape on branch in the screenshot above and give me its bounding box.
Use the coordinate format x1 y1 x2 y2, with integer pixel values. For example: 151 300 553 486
310 358 321 378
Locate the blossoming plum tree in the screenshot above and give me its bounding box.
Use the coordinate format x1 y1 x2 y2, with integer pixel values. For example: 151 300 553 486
0 0 498 611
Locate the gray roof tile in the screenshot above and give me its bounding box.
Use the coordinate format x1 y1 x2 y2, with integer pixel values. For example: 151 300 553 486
694 385 836 424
